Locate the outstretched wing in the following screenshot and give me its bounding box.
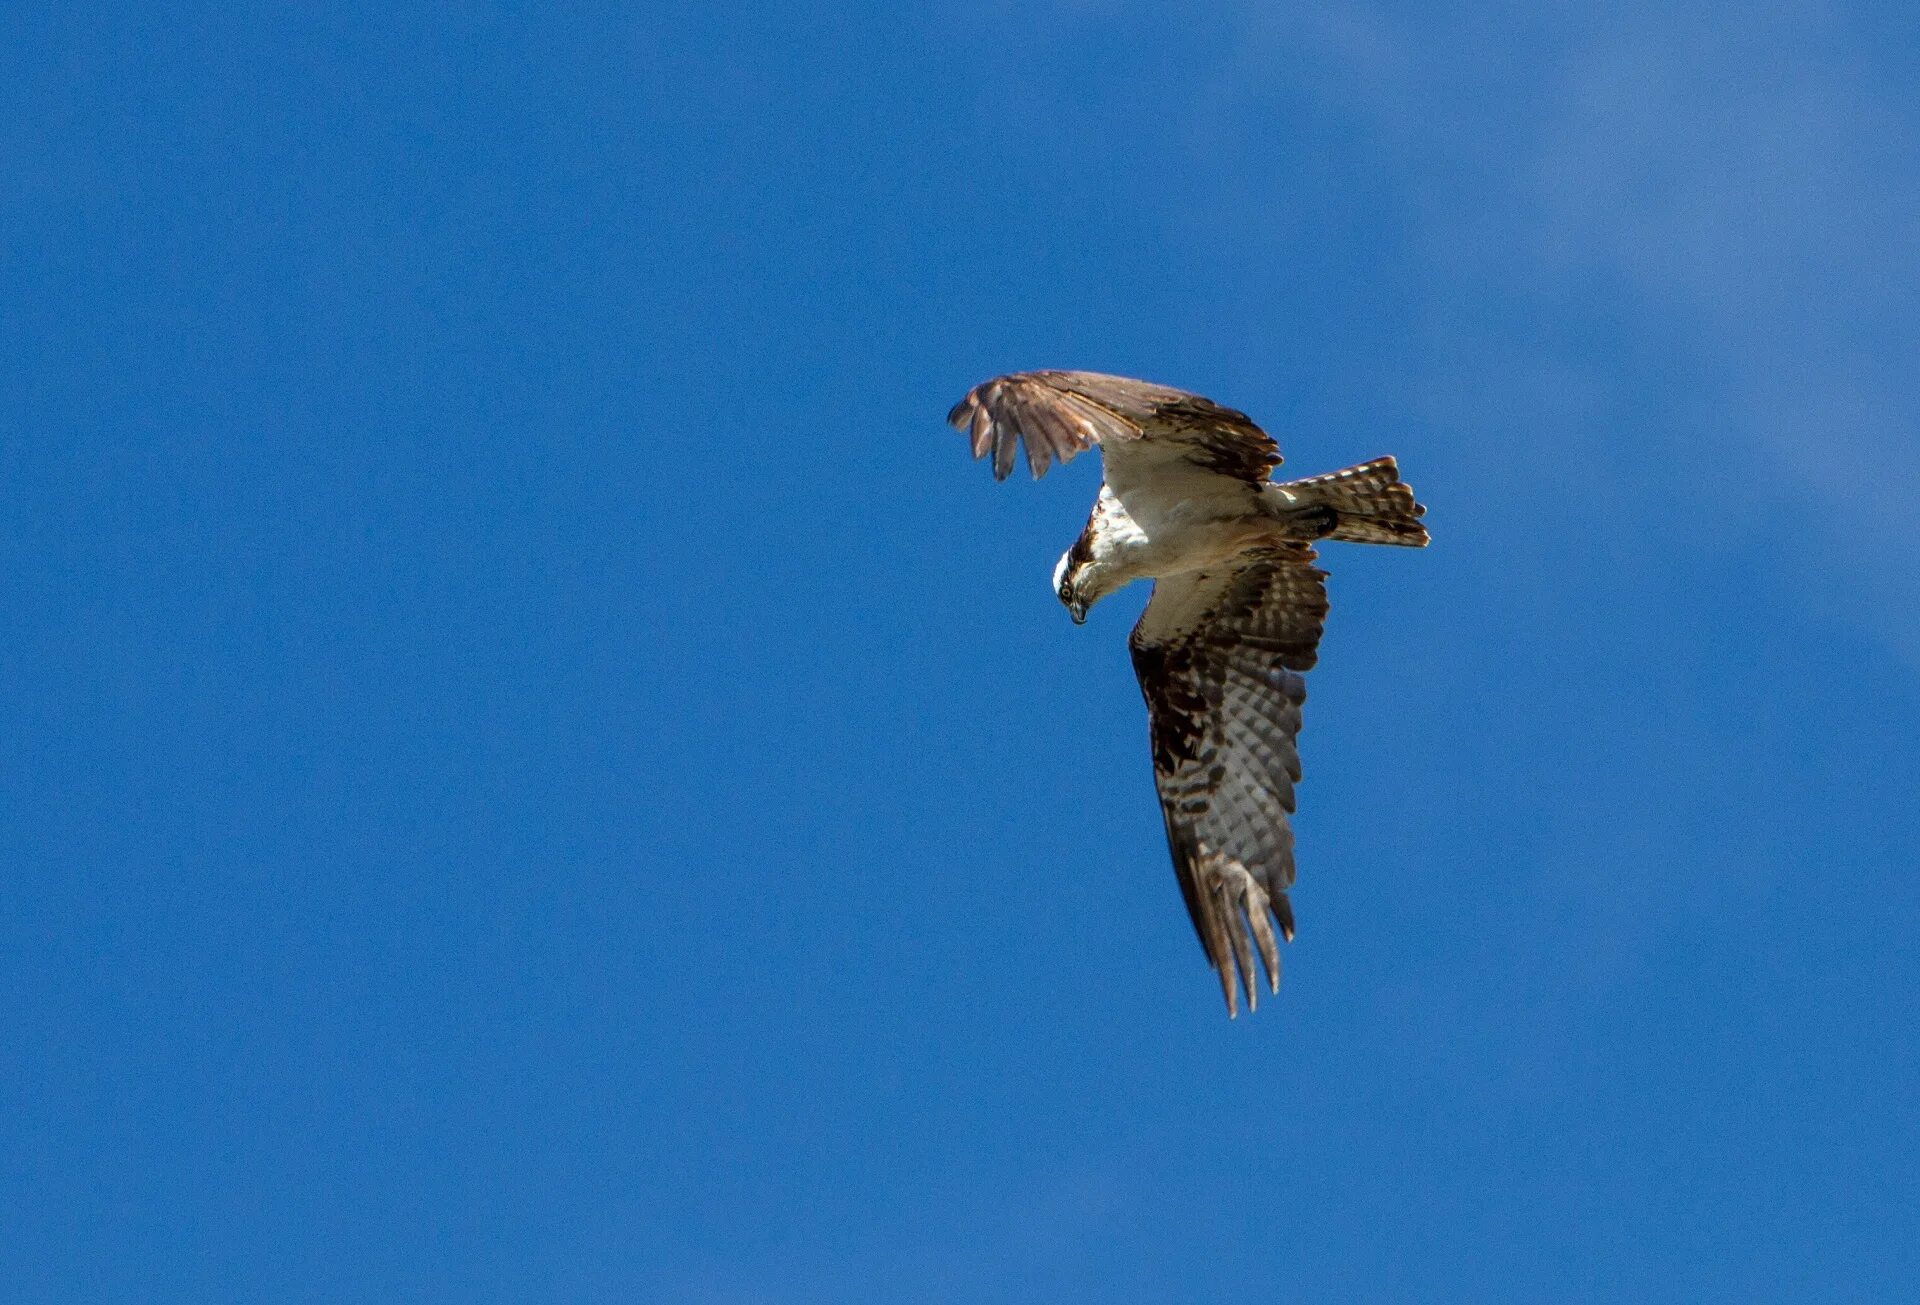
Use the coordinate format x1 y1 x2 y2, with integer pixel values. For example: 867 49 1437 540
946 370 1281 483
1128 545 1329 1016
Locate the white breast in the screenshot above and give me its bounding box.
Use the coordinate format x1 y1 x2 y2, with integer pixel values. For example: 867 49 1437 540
1094 439 1264 570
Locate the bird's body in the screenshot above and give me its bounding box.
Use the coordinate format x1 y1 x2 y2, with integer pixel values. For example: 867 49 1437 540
946 369 1428 1016
1067 478 1344 595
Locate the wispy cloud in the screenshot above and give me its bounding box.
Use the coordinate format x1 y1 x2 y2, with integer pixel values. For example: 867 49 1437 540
1179 2 1920 664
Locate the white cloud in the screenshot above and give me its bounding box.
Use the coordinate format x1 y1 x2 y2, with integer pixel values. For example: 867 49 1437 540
1183 2 1920 664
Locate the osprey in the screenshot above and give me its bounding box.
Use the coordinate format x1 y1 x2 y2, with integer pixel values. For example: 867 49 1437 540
947 370 1428 1016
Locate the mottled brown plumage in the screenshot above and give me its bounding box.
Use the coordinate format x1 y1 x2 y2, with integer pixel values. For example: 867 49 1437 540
1129 547 1328 1012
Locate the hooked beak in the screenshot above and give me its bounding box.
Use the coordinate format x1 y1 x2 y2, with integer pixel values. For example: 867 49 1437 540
1068 600 1088 625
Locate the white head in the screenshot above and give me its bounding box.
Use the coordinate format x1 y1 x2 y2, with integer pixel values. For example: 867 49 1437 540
1052 542 1113 625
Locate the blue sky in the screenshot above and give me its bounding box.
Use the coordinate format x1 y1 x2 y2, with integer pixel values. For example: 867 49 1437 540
5 3 1918 1300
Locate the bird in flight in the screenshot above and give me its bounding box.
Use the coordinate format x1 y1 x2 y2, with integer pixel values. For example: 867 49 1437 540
947 370 1428 1016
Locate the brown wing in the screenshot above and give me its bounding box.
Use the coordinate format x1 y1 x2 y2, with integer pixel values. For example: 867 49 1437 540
1128 545 1329 1016
945 370 1281 482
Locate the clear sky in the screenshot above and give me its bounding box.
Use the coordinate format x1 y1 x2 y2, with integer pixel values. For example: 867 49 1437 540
5 3 1918 1301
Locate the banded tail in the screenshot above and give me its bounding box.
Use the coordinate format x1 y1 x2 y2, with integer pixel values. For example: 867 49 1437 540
1282 456 1429 547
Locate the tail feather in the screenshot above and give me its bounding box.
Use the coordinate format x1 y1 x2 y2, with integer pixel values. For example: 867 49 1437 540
1282 456 1428 547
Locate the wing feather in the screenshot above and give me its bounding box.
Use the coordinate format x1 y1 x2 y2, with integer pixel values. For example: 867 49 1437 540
1128 545 1329 1016
946 370 1280 484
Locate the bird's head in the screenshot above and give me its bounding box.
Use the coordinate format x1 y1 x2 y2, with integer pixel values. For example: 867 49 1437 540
1052 549 1096 625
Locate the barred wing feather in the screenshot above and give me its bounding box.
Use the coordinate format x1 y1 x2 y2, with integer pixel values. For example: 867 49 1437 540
1128 546 1329 1016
